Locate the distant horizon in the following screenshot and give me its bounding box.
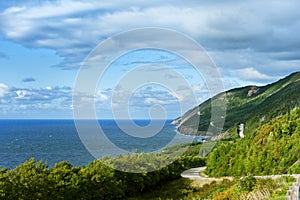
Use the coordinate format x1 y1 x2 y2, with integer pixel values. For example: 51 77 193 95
1 70 299 120
0 118 176 121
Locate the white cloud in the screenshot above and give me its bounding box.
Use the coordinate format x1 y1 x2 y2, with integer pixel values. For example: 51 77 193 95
143 97 176 106
192 84 208 93
0 0 299 91
110 85 179 110
0 0 299 74
0 83 9 97
235 68 273 82
96 90 109 102
15 90 30 99
3 1 106 19
0 86 72 113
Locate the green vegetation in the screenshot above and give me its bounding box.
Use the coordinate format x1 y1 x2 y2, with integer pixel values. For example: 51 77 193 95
129 176 295 199
1 106 299 199
206 108 300 177
1 72 299 199
129 178 235 200
212 176 296 200
0 143 205 200
178 71 300 136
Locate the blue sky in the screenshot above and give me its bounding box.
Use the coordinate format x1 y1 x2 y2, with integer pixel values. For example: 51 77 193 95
0 0 299 119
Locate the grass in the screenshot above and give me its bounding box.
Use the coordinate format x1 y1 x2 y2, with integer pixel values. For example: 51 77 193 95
129 177 235 200
128 178 195 200
128 176 296 200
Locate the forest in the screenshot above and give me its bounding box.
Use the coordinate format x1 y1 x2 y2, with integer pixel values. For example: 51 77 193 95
206 107 300 177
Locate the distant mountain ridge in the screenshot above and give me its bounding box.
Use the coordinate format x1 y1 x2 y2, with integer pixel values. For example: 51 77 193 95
175 71 300 136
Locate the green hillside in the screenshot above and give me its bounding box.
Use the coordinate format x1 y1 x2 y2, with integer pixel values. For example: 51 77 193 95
177 71 300 136
206 107 300 177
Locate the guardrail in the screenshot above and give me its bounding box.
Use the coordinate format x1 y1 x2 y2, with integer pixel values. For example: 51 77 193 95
286 178 300 200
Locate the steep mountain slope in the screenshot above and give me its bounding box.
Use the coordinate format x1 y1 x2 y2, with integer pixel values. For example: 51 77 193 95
176 71 300 136
206 107 300 177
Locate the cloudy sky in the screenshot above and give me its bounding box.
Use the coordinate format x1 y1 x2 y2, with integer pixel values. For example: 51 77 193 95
0 0 299 119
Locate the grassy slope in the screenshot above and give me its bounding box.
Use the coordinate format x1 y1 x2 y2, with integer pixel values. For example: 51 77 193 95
178 72 300 136
129 176 295 199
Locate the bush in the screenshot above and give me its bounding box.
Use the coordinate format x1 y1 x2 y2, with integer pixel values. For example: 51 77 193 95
0 150 205 199
238 176 256 192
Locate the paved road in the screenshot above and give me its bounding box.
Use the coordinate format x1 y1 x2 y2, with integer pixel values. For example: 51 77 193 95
180 167 217 179
181 167 300 200
181 166 300 200
181 166 300 180
181 166 233 182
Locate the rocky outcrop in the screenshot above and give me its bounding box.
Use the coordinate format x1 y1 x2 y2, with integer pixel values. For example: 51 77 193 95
247 86 259 97
178 126 198 135
170 117 181 125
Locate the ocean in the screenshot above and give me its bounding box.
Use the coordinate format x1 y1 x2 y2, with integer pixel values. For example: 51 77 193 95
0 120 195 169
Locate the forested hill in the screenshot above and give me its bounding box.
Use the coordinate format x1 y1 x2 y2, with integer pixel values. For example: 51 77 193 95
206 107 300 177
176 71 300 136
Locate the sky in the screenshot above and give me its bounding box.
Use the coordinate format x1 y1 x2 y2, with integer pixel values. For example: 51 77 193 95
0 0 299 119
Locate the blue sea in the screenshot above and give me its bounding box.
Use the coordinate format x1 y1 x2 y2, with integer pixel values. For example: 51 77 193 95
0 120 195 169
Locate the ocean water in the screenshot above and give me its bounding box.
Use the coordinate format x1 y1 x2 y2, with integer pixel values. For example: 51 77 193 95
0 120 194 169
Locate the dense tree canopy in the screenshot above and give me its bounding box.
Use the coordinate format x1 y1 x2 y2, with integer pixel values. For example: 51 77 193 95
206 108 300 177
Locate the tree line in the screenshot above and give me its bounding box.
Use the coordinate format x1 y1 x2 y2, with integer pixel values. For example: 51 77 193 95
0 142 205 199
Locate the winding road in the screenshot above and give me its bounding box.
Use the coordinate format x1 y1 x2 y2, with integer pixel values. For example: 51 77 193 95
180 167 207 179
181 167 300 199
181 166 300 180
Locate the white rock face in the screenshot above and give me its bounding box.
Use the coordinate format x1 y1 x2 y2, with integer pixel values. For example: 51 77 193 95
238 123 245 138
